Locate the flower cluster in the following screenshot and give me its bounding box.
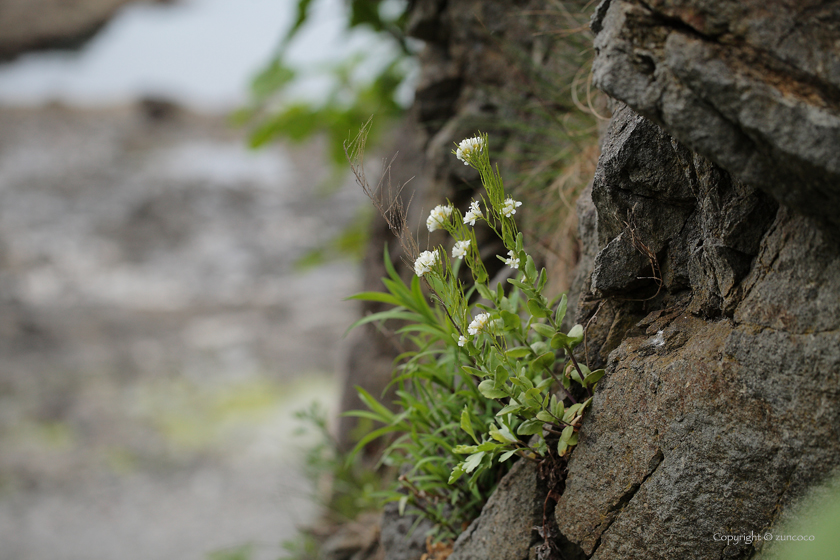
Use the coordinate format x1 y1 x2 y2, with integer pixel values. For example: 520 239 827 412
414 250 439 277
463 200 483 227
457 335 468 347
426 204 453 232
455 136 484 165
501 197 522 218
468 313 491 336
452 239 471 260
503 250 520 270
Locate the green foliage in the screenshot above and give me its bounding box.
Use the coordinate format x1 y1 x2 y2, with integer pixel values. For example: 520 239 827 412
237 0 412 169
293 402 384 521
347 133 601 539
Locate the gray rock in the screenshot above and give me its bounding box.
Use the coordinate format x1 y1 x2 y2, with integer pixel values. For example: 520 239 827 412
380 499 435 560
591 0 840 236
556 97 840 560
449 459 540 560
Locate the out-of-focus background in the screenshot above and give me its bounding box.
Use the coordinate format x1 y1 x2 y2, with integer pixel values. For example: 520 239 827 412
0 1 412 558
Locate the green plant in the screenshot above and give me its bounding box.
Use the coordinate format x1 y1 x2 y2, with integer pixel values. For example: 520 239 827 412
236 0 413 170
345 129 604 540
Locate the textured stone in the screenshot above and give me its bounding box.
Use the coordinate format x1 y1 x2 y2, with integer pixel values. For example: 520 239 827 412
449 460 540 560
591 0 840 235
557 104 840 560
380 500 435 560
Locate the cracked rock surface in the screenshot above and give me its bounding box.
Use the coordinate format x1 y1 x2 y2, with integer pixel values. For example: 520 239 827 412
591 0 840 235
560 101 840 558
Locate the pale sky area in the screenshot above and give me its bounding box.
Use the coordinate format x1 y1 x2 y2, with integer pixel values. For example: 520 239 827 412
0 0 413 112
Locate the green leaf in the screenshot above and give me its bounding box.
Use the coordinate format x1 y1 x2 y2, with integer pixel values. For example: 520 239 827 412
517 419 544 436
453 444 477 454
584 369 606 387
463 452 485 473
568 324 584 344
500 310 521 331
536 410 554 423
527 298 547 318
525 255 537 282
538 269 548 291
530 340 548 355
505 347 532 359
500 449 518 462
552 398 565 419
554 293 568 326
531 323 556 338
355 386 395 422
448 465 465 484
490 425 517 443
557 440 569 456
523 387 543 409
478 380 508 399
460 407 479 444
530 351 556 372
494 365 510 389
507 278 536 297
398 495 409 516
346 291 401 306
462 365 489 378
496 403 523 416
550 332 572 349
561 425 576 442
475 283 494 302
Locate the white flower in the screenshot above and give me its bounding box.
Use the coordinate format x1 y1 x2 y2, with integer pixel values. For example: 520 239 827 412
468 313 492 336
458 335 468 347
504 250 520 270
463 200 483 226
426 204 453 232
452 239 471 259
455 136 484 165
501 197 522 217
414 250 439 277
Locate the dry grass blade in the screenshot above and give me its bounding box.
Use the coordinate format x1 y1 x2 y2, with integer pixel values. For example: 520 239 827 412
345 119 419 266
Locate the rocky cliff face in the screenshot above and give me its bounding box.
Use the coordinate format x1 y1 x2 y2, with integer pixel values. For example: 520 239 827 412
373 1 840 559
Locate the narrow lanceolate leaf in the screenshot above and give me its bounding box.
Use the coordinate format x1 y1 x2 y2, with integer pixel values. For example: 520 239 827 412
554 293 568 326
355 386 395 422
531 323 556 339
478 379 508 399
460 407 479 444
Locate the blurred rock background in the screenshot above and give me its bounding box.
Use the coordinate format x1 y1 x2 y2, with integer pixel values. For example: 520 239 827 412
0 1 390 558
